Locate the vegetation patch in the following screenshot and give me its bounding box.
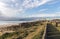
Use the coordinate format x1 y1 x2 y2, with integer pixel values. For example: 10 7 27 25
32 27 44 39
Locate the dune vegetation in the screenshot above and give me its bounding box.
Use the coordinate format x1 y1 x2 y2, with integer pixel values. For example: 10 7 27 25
0 21 47 39
0 19 60 39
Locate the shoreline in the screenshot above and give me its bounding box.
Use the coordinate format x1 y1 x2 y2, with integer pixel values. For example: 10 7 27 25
0 20 39 28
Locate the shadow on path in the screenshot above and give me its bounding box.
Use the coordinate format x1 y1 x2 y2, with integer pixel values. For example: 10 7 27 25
46 23 60 39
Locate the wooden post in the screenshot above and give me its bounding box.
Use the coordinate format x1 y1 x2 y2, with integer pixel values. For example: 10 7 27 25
56 22 58 27
19 24 21 28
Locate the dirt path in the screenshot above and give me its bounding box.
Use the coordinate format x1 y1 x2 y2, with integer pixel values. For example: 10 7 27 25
24 25 44 39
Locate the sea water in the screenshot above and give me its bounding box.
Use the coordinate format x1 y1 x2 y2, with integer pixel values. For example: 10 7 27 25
0 20 36 25
0 21 28 27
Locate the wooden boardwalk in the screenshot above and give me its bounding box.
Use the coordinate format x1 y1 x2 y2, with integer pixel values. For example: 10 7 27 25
45 23 60 39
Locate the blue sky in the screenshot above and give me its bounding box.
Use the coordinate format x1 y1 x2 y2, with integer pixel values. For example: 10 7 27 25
0 0 60 18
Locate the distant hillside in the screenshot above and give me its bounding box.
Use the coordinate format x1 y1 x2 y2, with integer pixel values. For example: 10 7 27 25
0 17 41 21
0 16 60 21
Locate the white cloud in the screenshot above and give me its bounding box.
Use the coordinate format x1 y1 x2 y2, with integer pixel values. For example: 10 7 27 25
39 9 48 12
11 0 16 2
0 1 23 17
48 0 59 5
28 12 60 17
0 0 53 17
22 0 51 8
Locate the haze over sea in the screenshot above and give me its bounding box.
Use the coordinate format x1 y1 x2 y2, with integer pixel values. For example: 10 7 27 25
0 20 37 25
0 21 27 25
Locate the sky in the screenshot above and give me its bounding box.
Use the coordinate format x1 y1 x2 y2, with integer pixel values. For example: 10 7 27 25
0 0 60 18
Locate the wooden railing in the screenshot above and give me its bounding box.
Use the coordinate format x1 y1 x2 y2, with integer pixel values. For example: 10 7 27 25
42 24 47 39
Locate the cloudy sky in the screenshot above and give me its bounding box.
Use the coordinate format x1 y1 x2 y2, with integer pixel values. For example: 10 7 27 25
0 0 60 18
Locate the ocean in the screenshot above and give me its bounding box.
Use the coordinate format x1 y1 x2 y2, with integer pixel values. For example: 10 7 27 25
0 20 37 25
0 21 27 25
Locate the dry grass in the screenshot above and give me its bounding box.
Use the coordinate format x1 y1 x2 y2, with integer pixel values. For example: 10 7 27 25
23 25 45 39
0 21 48 39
